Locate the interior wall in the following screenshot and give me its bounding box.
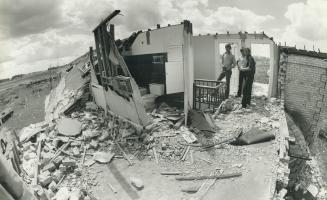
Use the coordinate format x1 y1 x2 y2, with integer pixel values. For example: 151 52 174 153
129 24 186 95
193 35 216 80
130 25 184 56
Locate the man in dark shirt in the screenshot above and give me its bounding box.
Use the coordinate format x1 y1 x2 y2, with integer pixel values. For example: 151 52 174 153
239 48 256 108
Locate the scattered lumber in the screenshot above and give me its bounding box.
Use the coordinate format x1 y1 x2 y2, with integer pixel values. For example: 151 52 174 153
33 140 43 185
190 150 194 164
175 172 242 181
48 141 70 165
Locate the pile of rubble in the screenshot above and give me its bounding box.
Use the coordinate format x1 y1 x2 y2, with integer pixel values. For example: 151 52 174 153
19 102 133 199
16 94 291 199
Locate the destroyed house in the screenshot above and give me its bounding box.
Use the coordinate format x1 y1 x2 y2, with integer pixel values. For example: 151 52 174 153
3 9 327 200
90 11 194 126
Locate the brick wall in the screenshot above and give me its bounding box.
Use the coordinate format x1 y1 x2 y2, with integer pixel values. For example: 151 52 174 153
281 53 327 145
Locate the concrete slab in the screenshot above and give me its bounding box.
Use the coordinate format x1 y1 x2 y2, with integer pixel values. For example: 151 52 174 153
57 118 82 136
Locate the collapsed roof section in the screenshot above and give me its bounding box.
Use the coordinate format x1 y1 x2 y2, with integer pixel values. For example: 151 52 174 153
90 10 150 126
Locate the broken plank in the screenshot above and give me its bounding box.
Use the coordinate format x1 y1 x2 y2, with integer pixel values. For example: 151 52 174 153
33 140 42 185
160 171 183 175
107 182 118 194
82 147 86 164
49 141 70 165
194 155 212 164
153 148 159 164
175 172 242 181
115 142 133 166
181 146 190 161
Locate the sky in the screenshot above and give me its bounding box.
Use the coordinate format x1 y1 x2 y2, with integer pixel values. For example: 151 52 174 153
0 0 327 79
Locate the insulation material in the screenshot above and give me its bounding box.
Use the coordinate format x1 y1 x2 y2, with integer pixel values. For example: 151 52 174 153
91 84 106 111
44 54 90 121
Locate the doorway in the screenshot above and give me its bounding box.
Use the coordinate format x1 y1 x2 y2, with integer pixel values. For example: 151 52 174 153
250 44 271 97
218 42 241 95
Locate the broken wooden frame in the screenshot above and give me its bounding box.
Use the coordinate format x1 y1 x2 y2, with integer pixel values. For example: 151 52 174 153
90 10 150 126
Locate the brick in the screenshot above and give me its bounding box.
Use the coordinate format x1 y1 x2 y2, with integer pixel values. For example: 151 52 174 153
62 158 76 167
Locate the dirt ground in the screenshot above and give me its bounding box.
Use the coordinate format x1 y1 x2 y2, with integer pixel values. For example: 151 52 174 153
0 71 61 131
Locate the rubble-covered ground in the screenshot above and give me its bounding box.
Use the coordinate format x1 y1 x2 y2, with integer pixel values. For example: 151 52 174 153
16 94 287 200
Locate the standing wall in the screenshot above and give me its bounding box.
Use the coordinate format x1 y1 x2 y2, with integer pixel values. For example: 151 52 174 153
282 53 327 145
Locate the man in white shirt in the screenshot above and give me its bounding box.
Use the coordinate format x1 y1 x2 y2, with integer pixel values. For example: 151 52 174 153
236 48 247 97
217 43 236 98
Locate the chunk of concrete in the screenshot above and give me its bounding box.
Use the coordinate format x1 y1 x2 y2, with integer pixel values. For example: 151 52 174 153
307 184 319 197
70 188 83 200
48 181 57 192
53 187 70 200
130 177 144 190
98 130 110 141
57 118 82 136
52 170 63 183
93 152 115 163
38 172 52 187
89 140 99 149
85 102 98 111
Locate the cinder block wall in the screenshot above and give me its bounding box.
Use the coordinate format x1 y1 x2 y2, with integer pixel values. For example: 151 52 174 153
282 54 327 145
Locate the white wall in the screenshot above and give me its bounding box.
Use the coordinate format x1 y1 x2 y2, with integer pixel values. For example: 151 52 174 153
193 35 216 80
130 24 186 95
131 25 184 55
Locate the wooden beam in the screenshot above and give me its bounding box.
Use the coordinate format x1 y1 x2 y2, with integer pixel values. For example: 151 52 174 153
175 172 242 181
